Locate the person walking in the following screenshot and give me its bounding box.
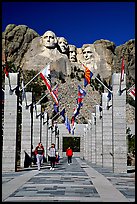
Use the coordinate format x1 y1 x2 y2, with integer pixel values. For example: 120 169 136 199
66 147 73 165
48 143 56 170
34 142 45 171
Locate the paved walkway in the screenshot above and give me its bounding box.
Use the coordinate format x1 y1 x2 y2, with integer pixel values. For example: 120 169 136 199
2 157 135 202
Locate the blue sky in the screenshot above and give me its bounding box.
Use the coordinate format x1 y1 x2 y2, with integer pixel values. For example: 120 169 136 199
2 2 135 48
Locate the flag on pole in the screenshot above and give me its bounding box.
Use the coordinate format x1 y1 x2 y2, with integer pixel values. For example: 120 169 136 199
107 85 112 102
82 64 93 87
3 63 9 77
3 62 13 91
40 64 51 91
128 85 135 100
73 102 83 118
71 116 76 135
120 56 125 82
119 56 125 95
50 84 59 105
54 103 59 113
65 116 71 133
60 108 65 122
77 85 86 104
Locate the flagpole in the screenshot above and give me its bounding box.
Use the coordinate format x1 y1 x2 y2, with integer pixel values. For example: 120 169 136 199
94 76 113 93
127 84 135 93
20 62 51 91
35 92 50 106
79 61 113 93
51 112 60 121
22 72 28 107
50 107 65 121
119 74 122 95
118 55 125 95
35 83 58 106
20 71 41 91
4 36 13 92
90 96 102 108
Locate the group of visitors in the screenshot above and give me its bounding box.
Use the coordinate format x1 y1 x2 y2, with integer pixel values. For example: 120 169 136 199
34 142 73 171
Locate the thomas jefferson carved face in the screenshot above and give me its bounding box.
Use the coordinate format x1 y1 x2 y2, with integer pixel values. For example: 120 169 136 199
69 45 77 62
42 31 57 49
58 37 68 53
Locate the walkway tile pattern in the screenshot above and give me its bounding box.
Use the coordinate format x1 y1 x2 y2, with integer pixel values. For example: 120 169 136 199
2 157 135 202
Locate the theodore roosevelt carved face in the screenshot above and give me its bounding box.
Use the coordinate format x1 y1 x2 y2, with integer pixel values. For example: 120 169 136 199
69 45 77 62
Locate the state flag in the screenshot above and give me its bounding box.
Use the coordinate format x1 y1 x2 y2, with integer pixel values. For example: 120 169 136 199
40 64 51 91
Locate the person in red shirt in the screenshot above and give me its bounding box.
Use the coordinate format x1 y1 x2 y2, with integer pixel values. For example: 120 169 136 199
66 147 73 165
34 142 44 171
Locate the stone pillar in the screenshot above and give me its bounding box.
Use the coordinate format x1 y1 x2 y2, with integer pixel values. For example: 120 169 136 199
112 73 127 173
48 119 53 149
83 125 87 160
32 104 41 152
20 92 32 168
95 105 103 165
91 113 96 163
84 124 88 160
2 73 18 172
54 121 59 150
58 124 64 158
102 93 113 168
80 126 85 160
42 111 48 159
52 122 56 145
87 120 92 161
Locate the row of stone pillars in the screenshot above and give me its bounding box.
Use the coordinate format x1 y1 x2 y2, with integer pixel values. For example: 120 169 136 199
83 73 127 173
2 72 127 173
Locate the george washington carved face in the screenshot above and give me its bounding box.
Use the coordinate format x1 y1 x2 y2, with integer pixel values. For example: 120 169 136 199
42 31 57 49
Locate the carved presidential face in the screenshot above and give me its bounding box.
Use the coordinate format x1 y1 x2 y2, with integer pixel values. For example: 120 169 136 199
82 46 93 62
69 45 77 62
58 37 68 53
42 31 57 48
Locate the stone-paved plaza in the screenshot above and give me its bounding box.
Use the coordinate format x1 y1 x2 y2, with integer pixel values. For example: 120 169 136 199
2 157 135 202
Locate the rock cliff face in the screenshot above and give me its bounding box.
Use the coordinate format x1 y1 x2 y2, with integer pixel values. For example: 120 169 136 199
2 24 135 128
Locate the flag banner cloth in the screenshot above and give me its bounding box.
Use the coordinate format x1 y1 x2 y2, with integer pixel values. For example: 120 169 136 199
71 116 76 135
119 56 125 95
60 108 65 122
40 64 51 91
128 85 135 100
54 103 59 113
120 56 125 82
50 84 59 105
107 85 112 102
73 102 83 118
82 64 93 87
3 63 9 77
40 64 59 105
65 116 71 133
77 85 86 104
